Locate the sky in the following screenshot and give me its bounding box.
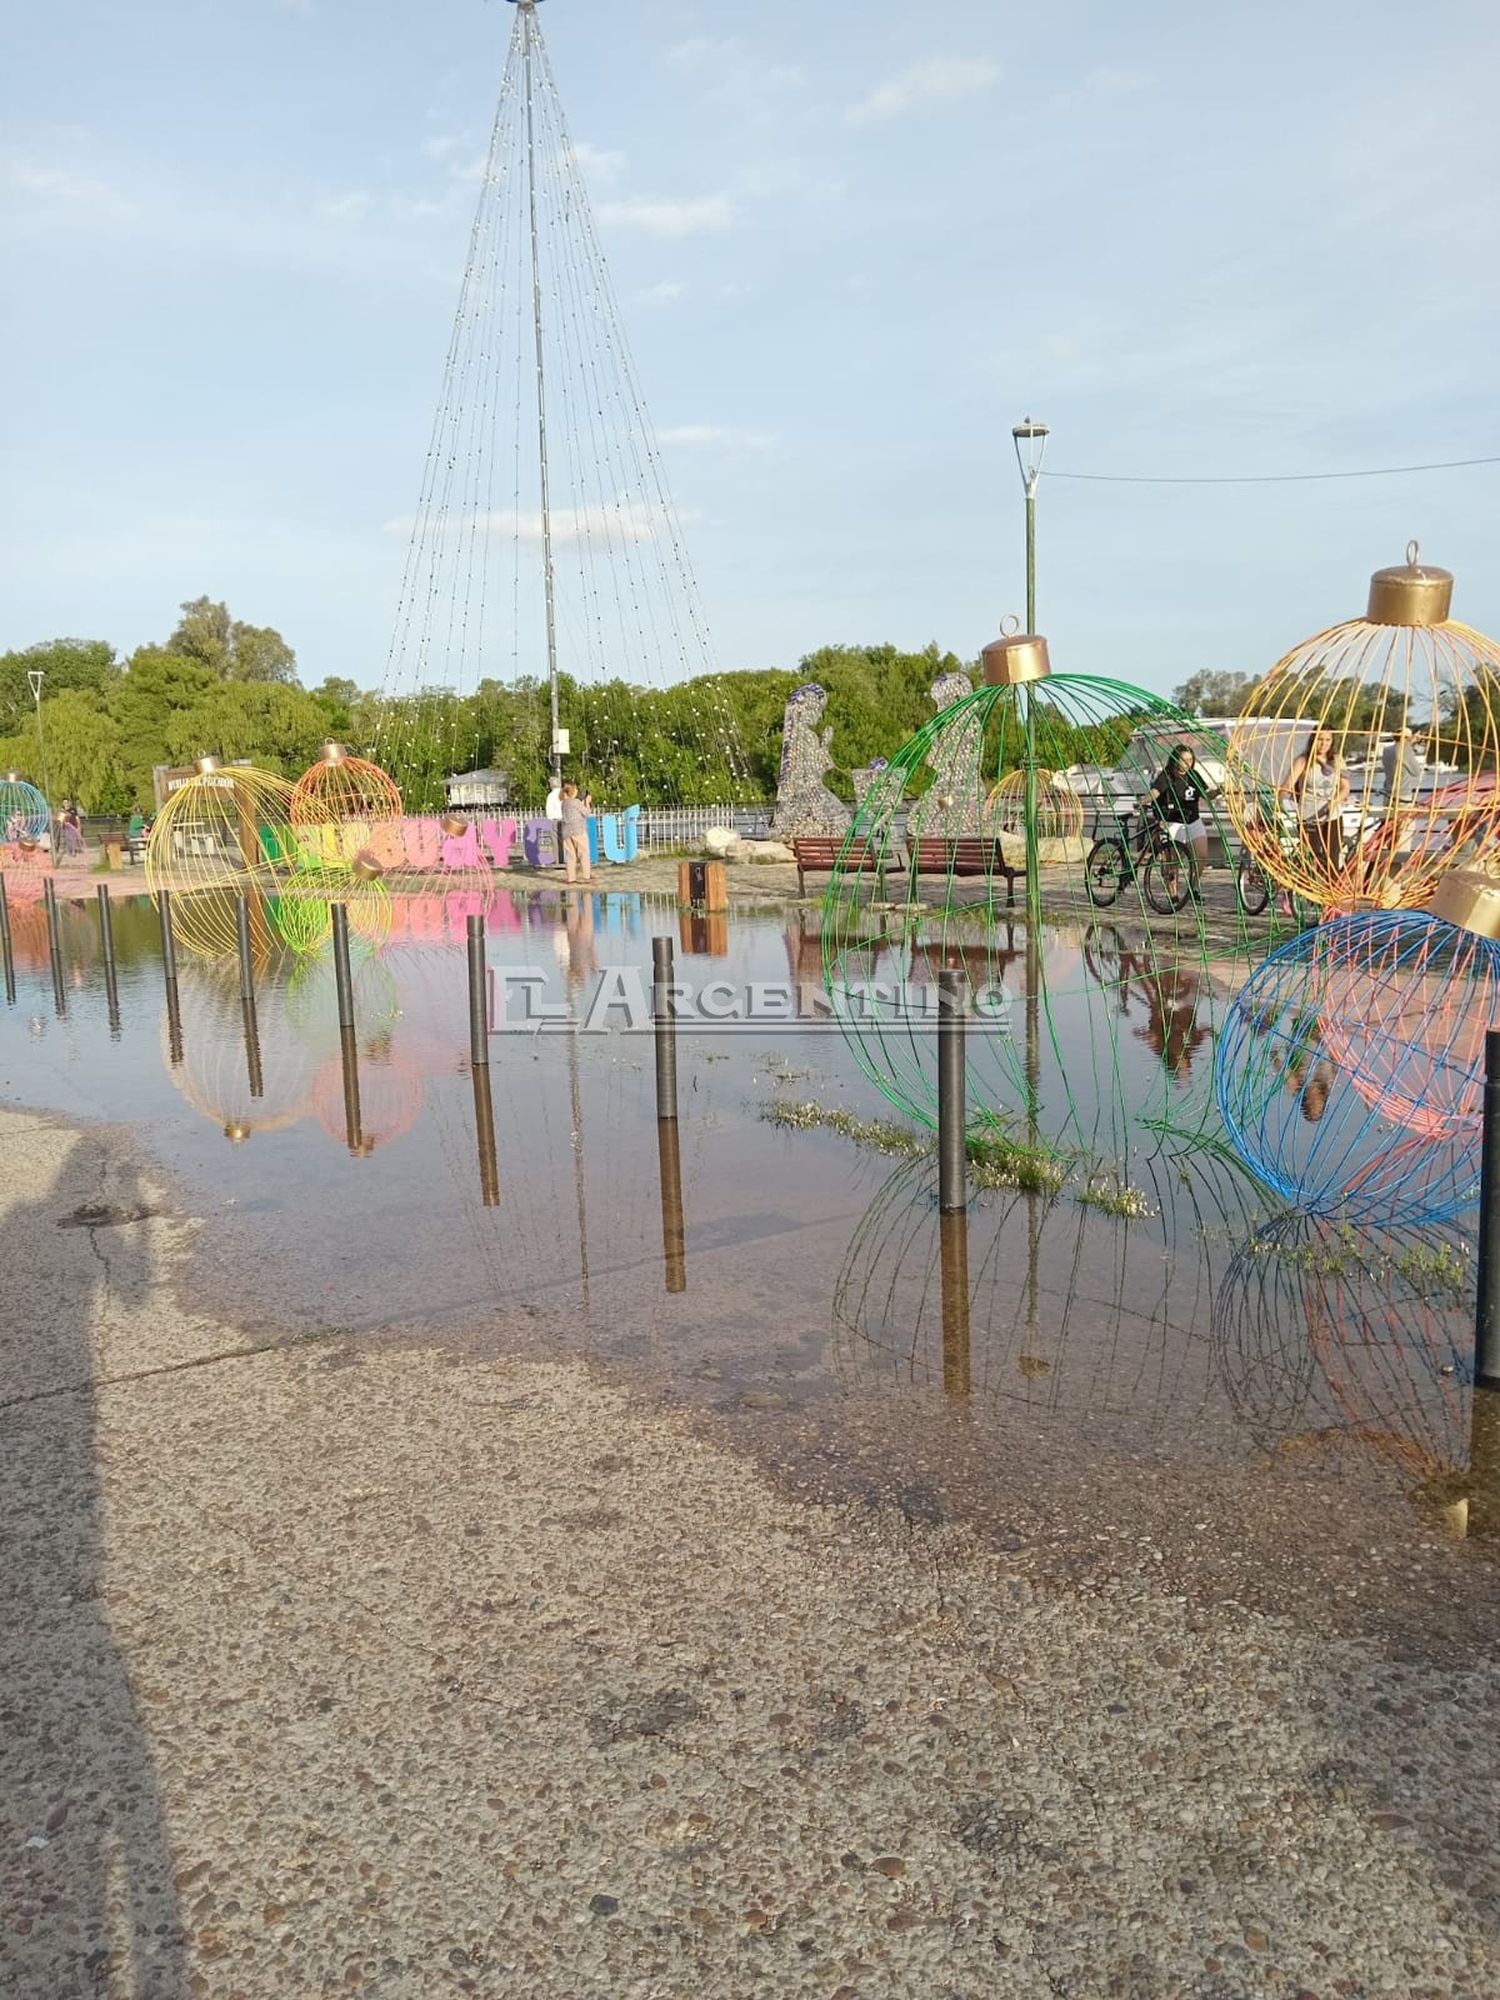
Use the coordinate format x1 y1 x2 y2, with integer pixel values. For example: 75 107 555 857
3 0 1500 700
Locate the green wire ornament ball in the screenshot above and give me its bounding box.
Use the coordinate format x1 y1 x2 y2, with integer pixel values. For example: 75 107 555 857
820 633 1268 1161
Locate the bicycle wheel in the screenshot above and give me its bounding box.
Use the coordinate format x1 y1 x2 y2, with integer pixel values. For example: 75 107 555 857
1236 855 1270 916
1085 838 1130 908
1144 850 1193 915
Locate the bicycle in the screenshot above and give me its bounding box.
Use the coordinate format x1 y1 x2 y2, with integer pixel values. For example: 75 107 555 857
1085 814 1203 915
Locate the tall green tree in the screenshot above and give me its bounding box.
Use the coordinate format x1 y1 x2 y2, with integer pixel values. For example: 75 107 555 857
169 597 299 684
0 638 118 736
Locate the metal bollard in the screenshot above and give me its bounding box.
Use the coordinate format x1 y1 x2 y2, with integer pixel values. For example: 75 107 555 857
939 1208 972 1399
657 1115 687 1294
466 913 489 1070
652 936 678 1121
331 904 355 1033
0 874 14 1006
338 1025 364 1155
472 1064 501 1207
937 968 966 1213
234 894 256 1005
157 889 179 986
242 999 264 1101
43 877 66 1015
1475 1029 1500 1390
97 885 120 1030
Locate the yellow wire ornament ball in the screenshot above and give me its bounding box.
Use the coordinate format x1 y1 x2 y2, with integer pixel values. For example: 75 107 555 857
291 742 404 873
145 758 349 962
1224 546 1500 913
985 767 1086 844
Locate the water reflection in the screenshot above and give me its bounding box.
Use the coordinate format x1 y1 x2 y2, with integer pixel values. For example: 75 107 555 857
831 1142 1265 1421
1212 1213 1497 1536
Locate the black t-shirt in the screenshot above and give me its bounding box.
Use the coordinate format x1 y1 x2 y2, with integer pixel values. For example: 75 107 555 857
1150 765 1203 824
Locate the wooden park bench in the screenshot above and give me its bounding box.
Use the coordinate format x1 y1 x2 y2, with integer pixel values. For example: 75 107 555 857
793 835 907 898
911 835 1025 908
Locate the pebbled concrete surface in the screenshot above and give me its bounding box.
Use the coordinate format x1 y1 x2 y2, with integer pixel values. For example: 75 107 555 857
2 1105 1498 1998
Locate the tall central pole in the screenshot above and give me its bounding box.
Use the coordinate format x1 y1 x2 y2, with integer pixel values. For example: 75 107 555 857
521 0 563 792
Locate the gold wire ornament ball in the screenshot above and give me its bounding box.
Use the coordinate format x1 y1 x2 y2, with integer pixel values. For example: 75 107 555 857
985 767 1086 843
291 743 405 875
1224 545 1500 913
162 962 318 1140
145 759 346 962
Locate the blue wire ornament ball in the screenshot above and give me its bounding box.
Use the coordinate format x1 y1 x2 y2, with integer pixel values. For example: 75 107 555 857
1 773 49 844
1215 895 1500 1223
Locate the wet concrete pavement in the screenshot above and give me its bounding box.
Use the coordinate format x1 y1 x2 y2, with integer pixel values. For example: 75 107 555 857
3 1106 1500 1998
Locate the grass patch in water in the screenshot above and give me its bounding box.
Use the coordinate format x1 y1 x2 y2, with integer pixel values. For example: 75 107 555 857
965 1134 1066 1194
761 1100 928 1157
1078 1174 1155 1220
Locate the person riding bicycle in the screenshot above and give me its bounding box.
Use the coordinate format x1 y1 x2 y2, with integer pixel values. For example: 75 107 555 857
1141 744 1209 877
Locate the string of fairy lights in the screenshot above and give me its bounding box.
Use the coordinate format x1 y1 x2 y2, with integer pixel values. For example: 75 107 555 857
372 0 747 815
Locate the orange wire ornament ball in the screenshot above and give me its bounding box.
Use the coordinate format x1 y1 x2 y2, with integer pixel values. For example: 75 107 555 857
145 758 358 962
1224 545 1500 913
311 1048 424 1154
291 742 405 873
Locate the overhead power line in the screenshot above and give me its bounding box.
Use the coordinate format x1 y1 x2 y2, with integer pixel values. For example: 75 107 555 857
1041 453 1500 487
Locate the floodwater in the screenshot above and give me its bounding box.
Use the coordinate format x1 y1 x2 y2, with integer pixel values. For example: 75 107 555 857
2 884 1496 1652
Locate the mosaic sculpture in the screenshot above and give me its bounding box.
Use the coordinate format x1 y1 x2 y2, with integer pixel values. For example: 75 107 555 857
1224 545 1500 913
769 683 851 839
904 670 985 839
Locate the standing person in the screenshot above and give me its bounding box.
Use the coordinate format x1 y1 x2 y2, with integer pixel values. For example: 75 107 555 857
1382 727 1426 809
559 782 592 885
544 774 564 868
1280 728 1349 887
1142 744 1210 876
60 800 84 860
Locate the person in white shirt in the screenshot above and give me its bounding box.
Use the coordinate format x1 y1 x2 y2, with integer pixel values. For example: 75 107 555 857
544 778 563 867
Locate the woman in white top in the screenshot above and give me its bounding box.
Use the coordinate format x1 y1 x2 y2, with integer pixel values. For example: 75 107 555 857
1281 729 1349 867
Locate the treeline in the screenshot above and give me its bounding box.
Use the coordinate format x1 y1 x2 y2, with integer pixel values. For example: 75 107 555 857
0 604 1153 813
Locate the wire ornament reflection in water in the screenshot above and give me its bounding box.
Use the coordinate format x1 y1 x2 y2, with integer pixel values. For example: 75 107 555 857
829 1144 1267 1429
1215 912 1497 1222
1211 1212 1495 1536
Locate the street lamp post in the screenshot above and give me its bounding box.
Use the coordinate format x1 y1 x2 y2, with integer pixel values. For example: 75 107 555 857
26 670 50 822
1011 419 1049 634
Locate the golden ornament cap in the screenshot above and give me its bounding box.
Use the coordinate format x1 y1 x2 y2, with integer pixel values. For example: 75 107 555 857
1366 541 1453 627
441 813 469 838
4 770 22 783
981 618 1052 687
352 848 386 882
195 754 220 775
1427 867 1500 941
223 1121 252 1144
322 741 347 765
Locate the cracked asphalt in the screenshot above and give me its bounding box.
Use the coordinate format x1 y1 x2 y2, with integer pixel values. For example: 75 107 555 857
3 1105 1499 1998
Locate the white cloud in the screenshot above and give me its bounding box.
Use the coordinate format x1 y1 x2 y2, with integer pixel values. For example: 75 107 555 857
382 501 675 548
597 195 732 237
637 279 689 305
846 55 1000 127
570 141 627 189
667 37 805 124
3 155 135 222
315 191 372 223
1049 66 1149 112
659 424 773 452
